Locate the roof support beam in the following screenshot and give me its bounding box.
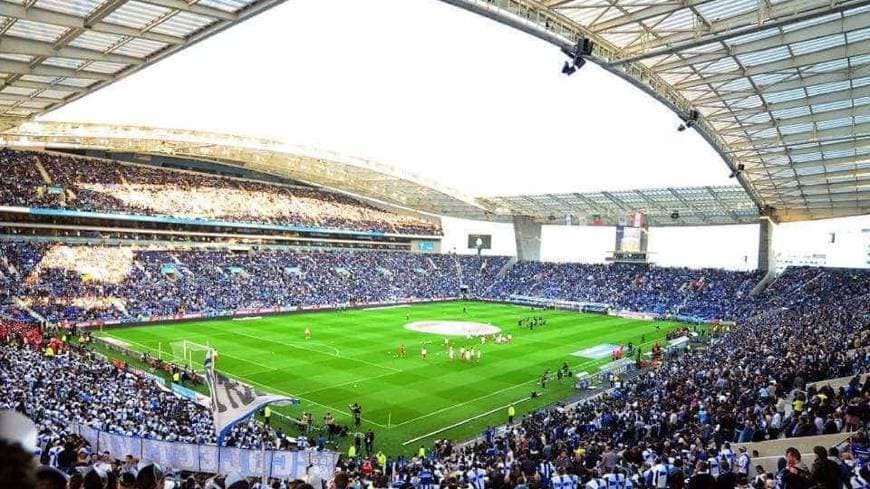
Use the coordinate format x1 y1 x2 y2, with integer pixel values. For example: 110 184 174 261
704 186 746 223
138 0 238 21
721 104 870 135
652 10 870 72
613 0 868 61
5 80 75 93
0 59 112 80
742 121 870 148
763 164 870 182
0 92 63 104
675 38 870 90
709 85 870 122
692 66 870 105
0 36 142 65
0 3 184 45
587 0 715 32
760 153 870 172
666 187 714 224
87 0 129 24
636 190 689 224
742 137 870 157
600 191 633 214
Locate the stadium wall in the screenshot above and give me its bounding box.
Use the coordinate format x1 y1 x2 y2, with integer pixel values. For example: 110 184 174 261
440 216 516 256
772 215 870 269
540 225 614 263
647 225 759 271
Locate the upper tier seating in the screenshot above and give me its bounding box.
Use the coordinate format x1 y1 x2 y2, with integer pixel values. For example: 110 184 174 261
0 149 441 236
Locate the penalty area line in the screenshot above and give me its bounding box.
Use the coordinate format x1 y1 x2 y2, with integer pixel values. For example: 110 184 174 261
227 329 401 373
220 371 390 430
101 334 388 428
396 335 668 436
402 396 534 446
296 370 401 397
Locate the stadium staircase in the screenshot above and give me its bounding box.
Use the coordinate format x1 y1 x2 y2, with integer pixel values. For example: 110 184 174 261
494 258 516 280
746 269 827 321
13 298 46 324
480 258 516 297
749 269 776 297
673 286 694 315
34 160 53 185
453 256 464 286
806 373 869 391
0 256 17 277
735 433 853 473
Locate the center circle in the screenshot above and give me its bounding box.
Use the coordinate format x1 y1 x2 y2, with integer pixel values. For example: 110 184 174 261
405 321 502 336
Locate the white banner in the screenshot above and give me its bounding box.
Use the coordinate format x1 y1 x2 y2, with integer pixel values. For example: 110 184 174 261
143 439 199 473
204 350 297 442
70 424 338 479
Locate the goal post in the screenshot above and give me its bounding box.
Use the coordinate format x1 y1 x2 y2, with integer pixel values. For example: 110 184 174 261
169 340 212 371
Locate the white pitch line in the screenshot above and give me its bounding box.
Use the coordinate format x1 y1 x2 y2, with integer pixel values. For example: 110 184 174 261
297 370 401 397
394 334 665 431
104 335 278 372
228 373 389 429
402 396 534 446
102 333 388 429
227 328 402 373
388 357 597 429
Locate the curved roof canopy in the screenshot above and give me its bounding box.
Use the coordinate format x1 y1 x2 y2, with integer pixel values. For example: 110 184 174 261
0 0 284 128
0 0 865 225
439 0 870 223
1 121 758 226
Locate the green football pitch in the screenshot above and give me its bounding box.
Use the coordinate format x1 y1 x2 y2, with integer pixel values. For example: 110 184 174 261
96 301 684 455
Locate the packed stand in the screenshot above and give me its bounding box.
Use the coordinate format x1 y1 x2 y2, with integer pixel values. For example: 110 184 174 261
0 148 441 236
456 255 512 296
0 333 288 449
1 241 869 489
329 267 869 489
0 242 508 323
485 261 763 321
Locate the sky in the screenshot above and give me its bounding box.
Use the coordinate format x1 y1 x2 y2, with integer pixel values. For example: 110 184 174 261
44 0 734 197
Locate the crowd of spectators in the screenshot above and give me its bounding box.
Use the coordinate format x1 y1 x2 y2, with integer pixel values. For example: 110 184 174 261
1 261 867 488
0 242 511 323
0 149 441 236
0 338 283 449
0 237 868 488
484 262 763 321
325 265 869 489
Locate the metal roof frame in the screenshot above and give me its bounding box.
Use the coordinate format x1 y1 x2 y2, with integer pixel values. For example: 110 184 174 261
0 0 286 128
480 185 758 226
0 121 764 226
438 0 870 223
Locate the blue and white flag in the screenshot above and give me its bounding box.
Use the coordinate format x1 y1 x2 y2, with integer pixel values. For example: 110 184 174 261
203 349 298 444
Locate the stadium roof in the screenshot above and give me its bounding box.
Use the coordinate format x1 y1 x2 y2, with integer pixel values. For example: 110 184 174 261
0 0 283 129
439 0 870 223
479 186 759 226
2 121 759 226
0 0 866 225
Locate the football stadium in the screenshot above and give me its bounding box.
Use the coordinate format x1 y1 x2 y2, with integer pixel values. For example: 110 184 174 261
0 1 868 489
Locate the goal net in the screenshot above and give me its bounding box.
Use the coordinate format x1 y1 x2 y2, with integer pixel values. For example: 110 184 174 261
169 340 212 371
